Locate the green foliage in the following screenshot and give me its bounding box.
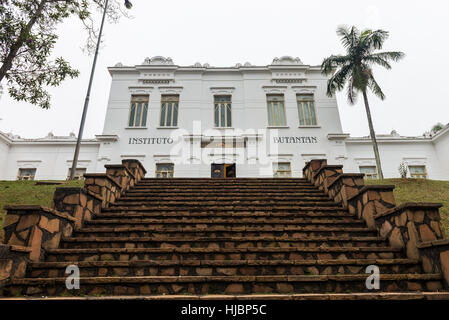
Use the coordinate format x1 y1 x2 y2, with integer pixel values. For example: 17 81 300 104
0 0 128 109
431 122 445 134
321 26 405 104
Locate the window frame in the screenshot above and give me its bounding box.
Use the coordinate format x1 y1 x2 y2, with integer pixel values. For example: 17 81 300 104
214 95 232 128
296 93 318 126
17 168 36 181
273 162 292 178
67 168 87 180
159 95 179 127
359 166 378 180
266 94 287 127
408 165 427 179
128 95 149 128
155 163 174 178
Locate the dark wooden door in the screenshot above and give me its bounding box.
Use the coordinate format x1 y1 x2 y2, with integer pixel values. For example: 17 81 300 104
211 164 224 178
224 164 236 178
211 164 236 178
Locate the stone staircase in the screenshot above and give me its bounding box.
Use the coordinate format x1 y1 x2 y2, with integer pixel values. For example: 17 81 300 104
1 176 446 297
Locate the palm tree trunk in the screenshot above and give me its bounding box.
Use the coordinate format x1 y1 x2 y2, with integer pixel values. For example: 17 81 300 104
362 90 384 179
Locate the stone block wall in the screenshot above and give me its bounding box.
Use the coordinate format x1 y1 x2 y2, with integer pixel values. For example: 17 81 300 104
122 159 147 182
418 240 449 286
2 206 76 262
327 174 365 207
0 245 30 290
0 159 147 287
347 185 396 229
105 164 135 192
303 159 327 184
375 203 444 259
312 165 343 193
52 187 102 229
83 174 121 208
303 159 448 288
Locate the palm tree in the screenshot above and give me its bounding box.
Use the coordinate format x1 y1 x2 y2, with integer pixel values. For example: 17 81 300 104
322 26 404 179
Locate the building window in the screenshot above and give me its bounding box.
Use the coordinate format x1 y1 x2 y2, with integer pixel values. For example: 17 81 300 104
128 95 149 127
409 165 427 179
297 94 317 126
267 95 286 126
18 168 36 180
67 168 87 180
214 95 232 127
156 163 174 178
160 95 179 127
359 166 378 179
273 162 291 178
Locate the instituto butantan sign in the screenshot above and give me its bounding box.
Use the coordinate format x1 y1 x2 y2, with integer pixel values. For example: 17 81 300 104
128 136 318 145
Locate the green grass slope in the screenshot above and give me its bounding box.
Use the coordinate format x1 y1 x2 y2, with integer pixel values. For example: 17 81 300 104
0 180 84 240
365 179 449 237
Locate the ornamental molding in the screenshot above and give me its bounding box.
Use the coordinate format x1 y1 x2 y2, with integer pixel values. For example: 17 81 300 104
142 56 174 65
291 86 317 94
158 86 183 94
128 86 153 94
262 85 287 94
402 157 427 165
271 56 303 65
209 87 235 95
65 159 91 168
16 160 42 168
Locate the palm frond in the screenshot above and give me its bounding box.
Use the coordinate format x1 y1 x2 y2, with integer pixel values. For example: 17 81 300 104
364 56 392 69
336 25 359 50
367 75 385 100
321 55 351 75
346 78 358 105
367 29 389 50
326 64 352 97
368 51 405 62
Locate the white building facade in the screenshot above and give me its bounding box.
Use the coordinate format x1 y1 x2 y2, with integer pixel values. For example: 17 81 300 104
0 56 448 180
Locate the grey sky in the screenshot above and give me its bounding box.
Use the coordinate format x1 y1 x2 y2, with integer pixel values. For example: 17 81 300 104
0 0 448 139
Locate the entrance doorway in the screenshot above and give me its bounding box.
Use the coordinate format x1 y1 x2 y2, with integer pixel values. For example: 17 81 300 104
211 164 236 178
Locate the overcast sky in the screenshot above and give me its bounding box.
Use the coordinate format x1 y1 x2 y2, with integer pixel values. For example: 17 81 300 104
0 0 448 139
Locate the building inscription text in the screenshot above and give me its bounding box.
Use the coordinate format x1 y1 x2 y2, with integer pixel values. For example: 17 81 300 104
273 136 318 144
128 137 174 145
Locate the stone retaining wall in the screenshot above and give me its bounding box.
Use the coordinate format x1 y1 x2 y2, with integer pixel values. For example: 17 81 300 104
0 245 30 292
2 206 76 262
0 159 147 287
303 160 448 288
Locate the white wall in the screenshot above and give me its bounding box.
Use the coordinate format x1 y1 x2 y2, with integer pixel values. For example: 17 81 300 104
1 143 99 180
345 140 448 180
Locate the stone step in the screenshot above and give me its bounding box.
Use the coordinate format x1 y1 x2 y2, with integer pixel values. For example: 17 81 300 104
4 292 449 300
124 191 327 197
131 186 320 191
118 195 330 202
109 201 340 209
4 274 443 296
101 206 345 213
28 259 422 278
45 246 405 262
96 211 354 219
84 218 366 228
139 181 312 185
59 236 387 249
72 226 377 238
141 178 309 182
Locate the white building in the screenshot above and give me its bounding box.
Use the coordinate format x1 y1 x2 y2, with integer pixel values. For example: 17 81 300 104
0 56 448 180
